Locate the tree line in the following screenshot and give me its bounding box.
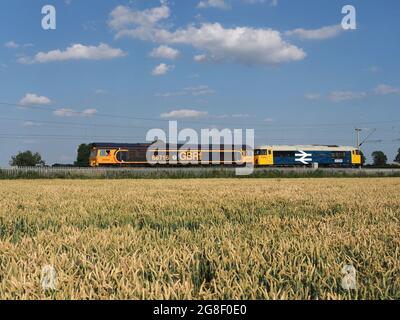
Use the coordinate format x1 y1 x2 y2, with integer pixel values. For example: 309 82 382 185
9 144 92 167
8 144 400 168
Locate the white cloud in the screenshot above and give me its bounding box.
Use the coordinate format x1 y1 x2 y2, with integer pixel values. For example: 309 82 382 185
22 121 42 127
197 0 230 10
264 117 275 122
231 113 252 118
310 84 400 103
304 93 321 100
53 108 98 117
18 43 126 64
373 84 400 95
155 91 185 98
184 85 215 96
270 0 278 6
286 25 343 40
19 93 51 106
160 109 208 119
329 91 367 102
118 24 306 65
156 85 215 97
95 89 106 95
165 23 306 64
150 45 180 60
152 63 174 76
16 56 32 64
215 113 263 120
108 3 170 30
111 3 306 65
53 108 77 117
243 0 278 6
5 41 33 49
194 54 208 63
82 108 98 116
198 0 277 9
5 41 19 49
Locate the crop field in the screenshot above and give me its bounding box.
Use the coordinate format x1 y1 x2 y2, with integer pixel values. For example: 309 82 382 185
0 178 399 300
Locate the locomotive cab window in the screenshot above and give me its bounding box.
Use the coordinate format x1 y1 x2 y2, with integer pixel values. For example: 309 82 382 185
255 149 268 156
99 150 111 157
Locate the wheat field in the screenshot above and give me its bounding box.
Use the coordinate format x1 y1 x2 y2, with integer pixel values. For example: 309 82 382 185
0 178 399 300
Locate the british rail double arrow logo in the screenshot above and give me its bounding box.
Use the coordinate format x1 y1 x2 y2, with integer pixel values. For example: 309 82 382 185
295 150 312 165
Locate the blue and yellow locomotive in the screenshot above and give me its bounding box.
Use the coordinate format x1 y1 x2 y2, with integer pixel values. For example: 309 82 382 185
254 145 362 167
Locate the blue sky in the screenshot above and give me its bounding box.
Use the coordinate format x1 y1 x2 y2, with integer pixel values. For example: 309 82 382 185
0 0 399 166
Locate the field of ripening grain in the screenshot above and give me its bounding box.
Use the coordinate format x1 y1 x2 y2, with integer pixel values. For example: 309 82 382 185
0 178 399 300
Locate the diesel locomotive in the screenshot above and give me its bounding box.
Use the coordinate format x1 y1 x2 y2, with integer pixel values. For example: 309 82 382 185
89 142 362 167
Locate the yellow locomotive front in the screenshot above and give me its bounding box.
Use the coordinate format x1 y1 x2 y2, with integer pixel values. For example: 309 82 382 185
89 147 119 167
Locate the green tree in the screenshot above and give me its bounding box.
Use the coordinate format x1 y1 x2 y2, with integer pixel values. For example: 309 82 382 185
75 143 92 167
371 151 387 166
394 148 400 164
10 151 45 167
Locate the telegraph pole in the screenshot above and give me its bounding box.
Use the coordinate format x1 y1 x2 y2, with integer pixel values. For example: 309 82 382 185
355 128 362 149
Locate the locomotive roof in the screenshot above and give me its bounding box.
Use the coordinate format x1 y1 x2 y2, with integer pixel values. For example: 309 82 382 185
91 143 151 148
92 143 357 151
91 142 251 149
256 145 358 151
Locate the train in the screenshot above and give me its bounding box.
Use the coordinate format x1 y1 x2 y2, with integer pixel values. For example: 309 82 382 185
89 142 362 167
254 145 362 167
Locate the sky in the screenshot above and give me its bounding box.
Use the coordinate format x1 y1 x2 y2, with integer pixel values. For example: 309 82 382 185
0 0 399 166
